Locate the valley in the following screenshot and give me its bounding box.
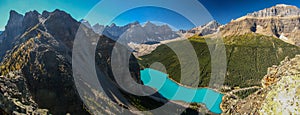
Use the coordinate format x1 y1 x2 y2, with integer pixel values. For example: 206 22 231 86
1 3 300 115
139 34 300 88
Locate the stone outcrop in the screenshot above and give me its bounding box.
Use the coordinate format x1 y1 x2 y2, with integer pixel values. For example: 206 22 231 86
262 56 300 88
0 71 48 115
221 55 300 114
260 74 300 114
221 4 300 46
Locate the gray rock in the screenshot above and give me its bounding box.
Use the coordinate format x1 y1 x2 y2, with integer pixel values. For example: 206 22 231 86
92 21 179 43
221 4 300 46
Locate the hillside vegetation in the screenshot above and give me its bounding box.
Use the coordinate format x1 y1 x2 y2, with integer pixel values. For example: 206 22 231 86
139 34 300 88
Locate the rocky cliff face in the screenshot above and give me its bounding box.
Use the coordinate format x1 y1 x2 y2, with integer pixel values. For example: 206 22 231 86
260 75 300 114
247 4 300 17
0 71 48 114
221 55 300 114
221 4 300 46
0 31 3 43
0 11 24 60
0 9 90 115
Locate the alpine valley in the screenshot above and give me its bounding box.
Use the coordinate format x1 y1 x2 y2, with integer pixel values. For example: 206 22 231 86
0 4 300 115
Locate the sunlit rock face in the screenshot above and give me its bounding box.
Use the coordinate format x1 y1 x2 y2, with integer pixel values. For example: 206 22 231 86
260 55 300 114
260 75 300 114
221 55 300 115
221 4 300 46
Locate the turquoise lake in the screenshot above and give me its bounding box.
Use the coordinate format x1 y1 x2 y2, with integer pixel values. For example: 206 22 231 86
140 68 224 114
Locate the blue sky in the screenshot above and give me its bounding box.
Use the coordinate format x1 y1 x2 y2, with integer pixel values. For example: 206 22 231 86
0 0 300 30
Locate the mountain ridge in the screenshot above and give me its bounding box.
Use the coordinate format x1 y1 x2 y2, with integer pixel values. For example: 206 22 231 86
221 4 300 46
90 21 180 43
0 9 197 114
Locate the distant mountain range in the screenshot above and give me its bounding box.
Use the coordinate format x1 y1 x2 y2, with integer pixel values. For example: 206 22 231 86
81 20 180 44
81 4 300 47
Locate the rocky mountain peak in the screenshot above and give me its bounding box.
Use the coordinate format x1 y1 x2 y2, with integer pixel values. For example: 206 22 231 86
247 4 300 17
79 19 92 28
143 21 156 27
183 20 222 36
9 10 23 19
41 10 50 18
161 24 172 30
127 21 141 28
110 23 117 27
221 4 300 46
131 21 140 25
92 23 104 29
92 23 105 34
204 20 221 29
7 10 23 25
5 10 24 36
22 10 41 31
275 4 294 7
0 9 171 115
43 10 79 48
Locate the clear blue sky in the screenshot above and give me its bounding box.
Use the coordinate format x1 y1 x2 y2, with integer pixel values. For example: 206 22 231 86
0 0 300 30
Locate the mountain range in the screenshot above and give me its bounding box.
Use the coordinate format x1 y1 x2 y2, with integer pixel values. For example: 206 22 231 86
0 3 300 115
0 9 193 115
81 20 180 44
139 4 300 115
220 4 300 46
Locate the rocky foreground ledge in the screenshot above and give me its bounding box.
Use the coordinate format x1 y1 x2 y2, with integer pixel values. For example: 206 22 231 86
221 55 300 114
0 71 48 115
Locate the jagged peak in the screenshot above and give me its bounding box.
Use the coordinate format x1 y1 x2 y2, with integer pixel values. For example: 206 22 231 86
246 4 300 17
53 9 63 13
190 20 221 30
161 24 171 28
42 11 50 18
5 10 24 32
93 23 104 27
48 9 73 19
275 4 294 7
131 21 140 25
203 20 221 27
110 23 116 27
24 10 40 16
125 21 140 27
79 19 92 28
45 9 76 23
9 10 23 17
79 19 88 23
144 21 155 26
7 10 24 22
